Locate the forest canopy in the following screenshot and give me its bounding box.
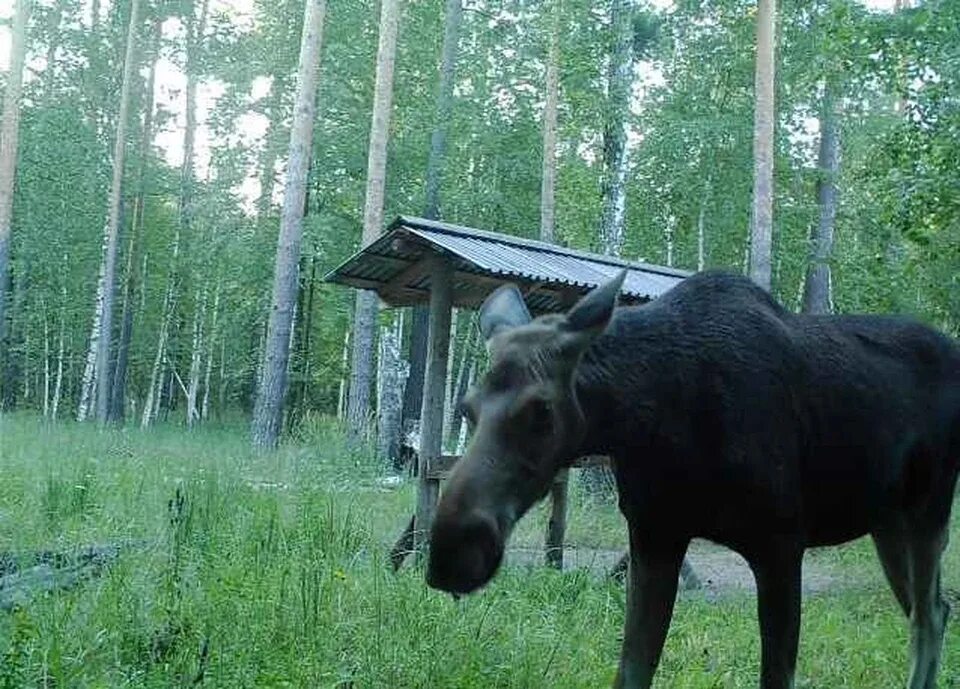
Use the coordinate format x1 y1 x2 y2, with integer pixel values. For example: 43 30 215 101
0 0 956 438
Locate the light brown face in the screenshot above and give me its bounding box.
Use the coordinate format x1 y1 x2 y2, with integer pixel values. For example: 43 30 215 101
426 272 625 595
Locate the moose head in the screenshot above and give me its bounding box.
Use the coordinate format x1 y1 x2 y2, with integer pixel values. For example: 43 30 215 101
426 271 626 594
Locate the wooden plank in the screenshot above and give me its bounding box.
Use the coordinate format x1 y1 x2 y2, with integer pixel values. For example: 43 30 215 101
545 469 569 569
413 257 453 561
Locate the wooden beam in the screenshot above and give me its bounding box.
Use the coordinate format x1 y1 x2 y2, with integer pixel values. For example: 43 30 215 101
545 469 569 569
413 257 453 561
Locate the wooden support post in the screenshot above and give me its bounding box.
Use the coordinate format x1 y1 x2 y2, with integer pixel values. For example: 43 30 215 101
413 257 453 562
545 469 569 569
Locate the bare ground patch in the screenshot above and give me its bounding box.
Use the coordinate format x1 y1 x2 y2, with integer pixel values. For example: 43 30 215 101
503 539 860 598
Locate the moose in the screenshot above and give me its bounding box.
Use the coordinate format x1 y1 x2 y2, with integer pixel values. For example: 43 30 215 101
426 270 960 689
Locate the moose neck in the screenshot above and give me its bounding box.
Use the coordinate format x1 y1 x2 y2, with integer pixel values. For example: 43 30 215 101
572 311 660 459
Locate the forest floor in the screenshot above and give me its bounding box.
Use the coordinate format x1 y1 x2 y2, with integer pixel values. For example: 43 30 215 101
0 413 958 688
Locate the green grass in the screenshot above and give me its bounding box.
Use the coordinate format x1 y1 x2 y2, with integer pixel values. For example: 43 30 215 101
0 413 958 688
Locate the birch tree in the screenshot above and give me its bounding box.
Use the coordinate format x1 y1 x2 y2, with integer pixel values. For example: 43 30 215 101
77 0 141 423
802 86 839 315
182 0 210 427
0 0 31 365
749 0 777 290
346 0 402 442
251 0 327 449
599 0 633 258
111 17 161 423
540 0 560 244
401 0 464 442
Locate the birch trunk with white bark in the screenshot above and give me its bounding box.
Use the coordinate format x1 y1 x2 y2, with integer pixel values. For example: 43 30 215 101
540 0 560 244
51 286 65 420
90 0 142 424
377 315 408 467
347 0 401 441
186 288 206 426
749 0 776 290
201 283 220 421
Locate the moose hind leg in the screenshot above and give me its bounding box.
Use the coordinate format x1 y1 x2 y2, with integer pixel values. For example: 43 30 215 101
872 521 913 618
906 524 950 689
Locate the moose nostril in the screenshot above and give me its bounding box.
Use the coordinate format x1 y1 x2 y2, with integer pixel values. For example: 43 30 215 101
427 512 504 594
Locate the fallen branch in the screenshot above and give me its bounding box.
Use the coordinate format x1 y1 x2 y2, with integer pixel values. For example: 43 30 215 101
0 539 151 610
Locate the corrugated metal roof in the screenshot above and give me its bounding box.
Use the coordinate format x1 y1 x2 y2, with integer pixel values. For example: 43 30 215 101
324 216 690 313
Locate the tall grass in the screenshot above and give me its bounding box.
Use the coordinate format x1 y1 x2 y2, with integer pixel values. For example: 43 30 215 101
0 413 957 687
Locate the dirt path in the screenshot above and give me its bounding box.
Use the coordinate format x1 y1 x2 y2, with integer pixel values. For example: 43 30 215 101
503 539 853 598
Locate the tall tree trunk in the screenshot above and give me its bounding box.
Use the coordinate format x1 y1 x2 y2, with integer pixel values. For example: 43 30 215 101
402 0 464 441
599 0 633 258
82 0 141 423
251 0 327 450
454 359 476 454
377 315 408 468
201 282 220 421
2 261 27 408
337 326 350 420
186 287 205 426
77 243 105 421
294 250 317 416
51 283 65 420
111 17 161 423
749 0 776 291
141 290 172 428
665 215 674 267
42 302 50 417
0 0 30 357
180 0 210 245
445 323 475 450
586 0 633 495
441 308 459 448
540 0 561 244
347 0 402 441
217 337 226 419
802 87 839 315
173 0 209 424
697 178 710 271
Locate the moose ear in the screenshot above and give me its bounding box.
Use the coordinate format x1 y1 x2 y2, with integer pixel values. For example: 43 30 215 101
479 284 533 341
561 270 626 347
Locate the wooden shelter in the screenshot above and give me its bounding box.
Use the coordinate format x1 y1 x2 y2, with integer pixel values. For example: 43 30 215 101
325 216 691 569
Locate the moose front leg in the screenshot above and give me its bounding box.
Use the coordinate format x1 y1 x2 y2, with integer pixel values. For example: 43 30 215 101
614 532 687 689
750 544 803 689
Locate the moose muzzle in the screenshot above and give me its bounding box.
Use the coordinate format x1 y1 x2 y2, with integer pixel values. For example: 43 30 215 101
426 508 505 595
